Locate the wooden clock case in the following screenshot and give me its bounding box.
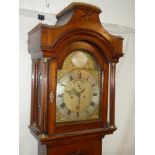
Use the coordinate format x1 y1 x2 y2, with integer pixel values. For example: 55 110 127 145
28 2 123 155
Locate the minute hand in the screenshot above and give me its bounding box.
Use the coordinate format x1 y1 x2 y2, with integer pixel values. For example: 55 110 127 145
73 88 85 104
73 88 85 96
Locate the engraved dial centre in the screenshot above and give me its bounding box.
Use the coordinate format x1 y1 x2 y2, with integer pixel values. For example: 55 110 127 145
64 79 93 112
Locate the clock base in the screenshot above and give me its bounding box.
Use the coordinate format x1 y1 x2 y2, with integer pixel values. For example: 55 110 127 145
38 135 102 155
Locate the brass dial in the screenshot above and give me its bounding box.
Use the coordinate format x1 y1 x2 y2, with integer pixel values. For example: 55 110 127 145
56 70 100 121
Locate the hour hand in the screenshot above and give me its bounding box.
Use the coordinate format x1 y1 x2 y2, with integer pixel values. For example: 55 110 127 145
65 90 78 97
79 88 85 94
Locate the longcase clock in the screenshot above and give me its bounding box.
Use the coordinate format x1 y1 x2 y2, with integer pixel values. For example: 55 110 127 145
28 2 123 155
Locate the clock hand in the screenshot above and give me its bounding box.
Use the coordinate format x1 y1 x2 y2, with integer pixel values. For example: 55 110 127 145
73 88 85 104
78 88 86 104
66 88 85 104
65 90 75 98
79 88 85 94
71 88 81 104
78 95 80 104
72 88 79 96
65 90 79 99
72 87 85 94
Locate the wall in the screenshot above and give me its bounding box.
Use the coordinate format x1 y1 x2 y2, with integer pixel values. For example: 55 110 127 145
103 25 135 155
19 16 39 155
19 1 134 155
19 0 134 28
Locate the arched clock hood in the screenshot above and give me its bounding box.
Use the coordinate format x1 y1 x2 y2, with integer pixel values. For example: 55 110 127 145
28 2 123 62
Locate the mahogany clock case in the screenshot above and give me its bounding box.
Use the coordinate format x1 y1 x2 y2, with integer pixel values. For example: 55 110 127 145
28 2 123 155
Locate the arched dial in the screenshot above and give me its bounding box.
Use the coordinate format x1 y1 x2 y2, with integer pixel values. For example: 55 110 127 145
56 70 100 121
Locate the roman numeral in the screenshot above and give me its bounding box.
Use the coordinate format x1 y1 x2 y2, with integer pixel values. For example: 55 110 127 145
93 93 98 96
69 75 73 80
60 103 65 109
86 110 89 114
91 83 95 87
59 82 65 87
90 101 95 107
58 94 63 97
67 110 71 115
